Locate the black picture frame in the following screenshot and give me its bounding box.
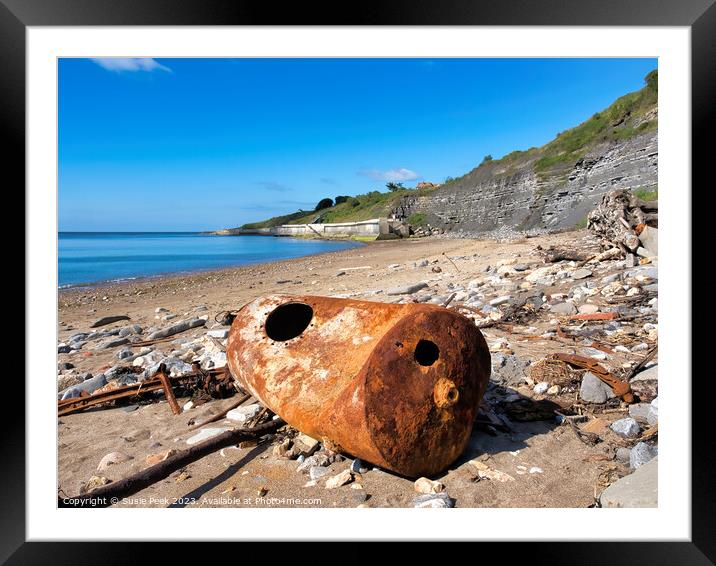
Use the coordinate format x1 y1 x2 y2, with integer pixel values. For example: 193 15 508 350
6 0 706 561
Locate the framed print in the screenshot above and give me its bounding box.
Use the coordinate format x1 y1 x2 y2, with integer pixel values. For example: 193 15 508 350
5 0 710 560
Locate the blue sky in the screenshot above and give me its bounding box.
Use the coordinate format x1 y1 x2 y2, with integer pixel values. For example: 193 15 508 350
59 57 657 231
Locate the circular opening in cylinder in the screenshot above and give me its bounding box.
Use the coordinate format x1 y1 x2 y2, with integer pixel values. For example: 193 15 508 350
264 302 314 341
414 339 440 366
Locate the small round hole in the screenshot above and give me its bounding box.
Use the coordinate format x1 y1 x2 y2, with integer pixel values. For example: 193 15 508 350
264 302 314 342
414 339 439 366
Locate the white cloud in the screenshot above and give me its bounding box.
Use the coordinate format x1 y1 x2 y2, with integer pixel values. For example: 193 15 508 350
358 168 420 182
91 58 172 73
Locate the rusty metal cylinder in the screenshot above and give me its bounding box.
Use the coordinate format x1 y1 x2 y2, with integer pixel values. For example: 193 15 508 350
226 294 491 477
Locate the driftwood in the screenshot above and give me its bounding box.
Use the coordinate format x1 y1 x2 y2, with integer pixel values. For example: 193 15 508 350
587 189 658 254
59 418 284 508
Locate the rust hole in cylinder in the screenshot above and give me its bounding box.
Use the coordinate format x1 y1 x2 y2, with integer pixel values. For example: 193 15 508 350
414 339 440 366
264 302 314 342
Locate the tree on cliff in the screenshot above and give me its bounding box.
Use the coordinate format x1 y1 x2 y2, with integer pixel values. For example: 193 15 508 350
480 155 493 166
315 198 334 211
386 182 405 192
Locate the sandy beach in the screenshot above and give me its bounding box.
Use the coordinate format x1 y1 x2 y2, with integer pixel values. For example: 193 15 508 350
57 231 659 508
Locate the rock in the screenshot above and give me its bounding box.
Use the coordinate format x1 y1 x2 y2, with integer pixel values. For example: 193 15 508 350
58 362 75 371
581 418 610 435
600 457 657 508
415 259 429 267
414 477 445 494
183 401 194 412
489 295 511 306
628 403 655 424
632 365 658 382
546 384 560 395
57 373 84 391
468 460 515 482
207 329 229 339
350 458 370 474
578 304 600 314
412 493 454 508
572 268 592 280
630 441 656 469
145 449 176 466
513 264 529 272
550 302 577 315
610 417 641 438
186 427 230 445
116 348 134 360
325 469 353 489
638 226 658 256
579 372 612 403
624 253 637 267
155 307 169 313
491 353 530 386
79 475 111 495
90 315 131 328
58 345 71 354
58 373 107 400
98 337 130 350
386 282 429 295
309 466 330 480
616 447 632 464
226 403 261 423
296 453 333 472
295 433 320 456
97 451 133 471
122 429 150 442
147 318 206 341
533 382 549 395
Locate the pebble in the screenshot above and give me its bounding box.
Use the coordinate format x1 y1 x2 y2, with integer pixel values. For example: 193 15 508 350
572 268 592 280
489 295 511 306
97 451 133 471
79 475 111 495
226 404 261 423
616 447 631 464
632 365 658 382
186 427 230 445
325 469 353 489
207 329 229 339
386 282 429 295
630 442 656 469
579 372 614 404
628 403 657 425
350 458 370 474
309 466 330 480
533 382 549 394
146 318 206 341
578 304 600 314
610 417 641 438
412 493 454 508
116 347 133 360
414 477 445 494
550 302 577 315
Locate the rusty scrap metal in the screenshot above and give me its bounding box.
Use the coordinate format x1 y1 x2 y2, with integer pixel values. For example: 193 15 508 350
551 353 634 403
58 367 233 417
226 294 491 477
156 363 181 415
569 312 618 321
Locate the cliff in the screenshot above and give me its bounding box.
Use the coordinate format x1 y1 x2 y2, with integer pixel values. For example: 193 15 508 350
396 70 658 234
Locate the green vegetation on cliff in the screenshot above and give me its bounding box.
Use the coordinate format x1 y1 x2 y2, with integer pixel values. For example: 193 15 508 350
236 70 657 231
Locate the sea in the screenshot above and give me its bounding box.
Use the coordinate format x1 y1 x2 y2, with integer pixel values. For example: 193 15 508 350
58 232 362 288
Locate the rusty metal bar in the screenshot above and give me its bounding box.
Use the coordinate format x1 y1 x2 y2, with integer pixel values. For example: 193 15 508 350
226 294 491 477
156 363 181 415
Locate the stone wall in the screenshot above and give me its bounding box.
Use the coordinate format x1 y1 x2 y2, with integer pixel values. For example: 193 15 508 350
398 131 658 233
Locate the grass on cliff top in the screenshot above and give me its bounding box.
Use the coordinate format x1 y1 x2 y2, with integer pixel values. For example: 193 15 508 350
533 70 658 173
